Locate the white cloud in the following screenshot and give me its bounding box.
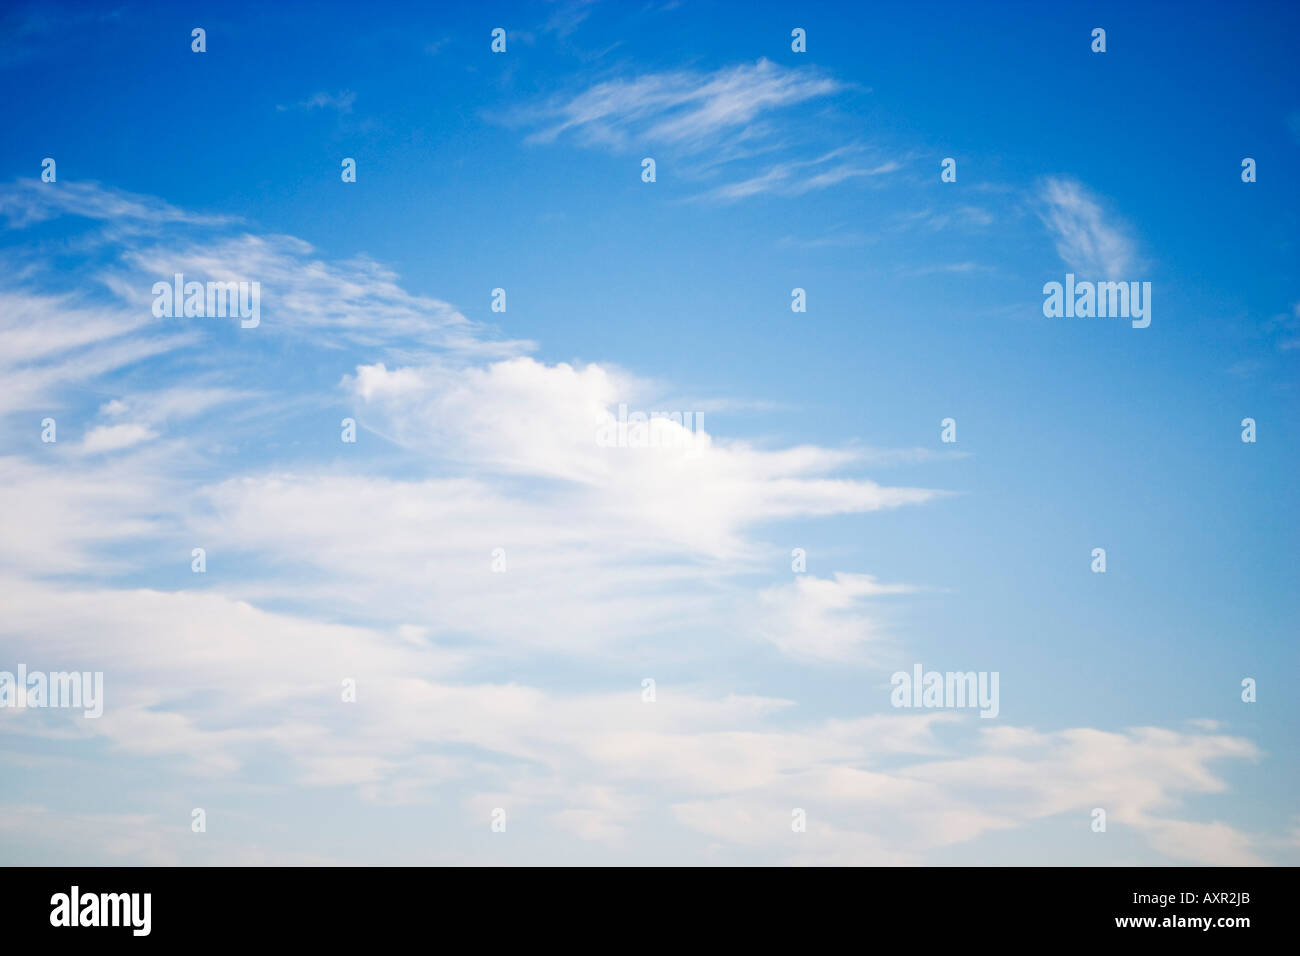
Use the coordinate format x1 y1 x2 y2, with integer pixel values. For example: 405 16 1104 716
78 423 157 454
0 180 1278 866
520 59 839 153
1038 177 1139 278
694 150 899 203
0 289 198 414
0 571 1265 863
121 233 530 353
510 59 895 200
0 178 233 229
0 457 179 574
0 805 343 866
755 573 914 662
347 356 943 559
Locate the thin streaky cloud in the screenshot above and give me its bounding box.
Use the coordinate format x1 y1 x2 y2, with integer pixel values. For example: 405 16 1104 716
1037 176 1140 279
0 179 236 229
277 90 358 113
513 58 841 157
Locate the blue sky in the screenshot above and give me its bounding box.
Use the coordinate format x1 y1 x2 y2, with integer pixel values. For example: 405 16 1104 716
0 0 1297 865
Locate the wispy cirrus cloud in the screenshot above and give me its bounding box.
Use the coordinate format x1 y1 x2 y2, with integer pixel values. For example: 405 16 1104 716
1264 300 1300 351
509 58 894 200
692 148 899 203
0 178 234 229
120 233 527 353
1037 176 1140 278
276 90 357 113
0 179 530 356
0 288 198 415
518 58 839 151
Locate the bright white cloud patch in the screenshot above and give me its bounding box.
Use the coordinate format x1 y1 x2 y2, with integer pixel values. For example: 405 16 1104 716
756 573 914 662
